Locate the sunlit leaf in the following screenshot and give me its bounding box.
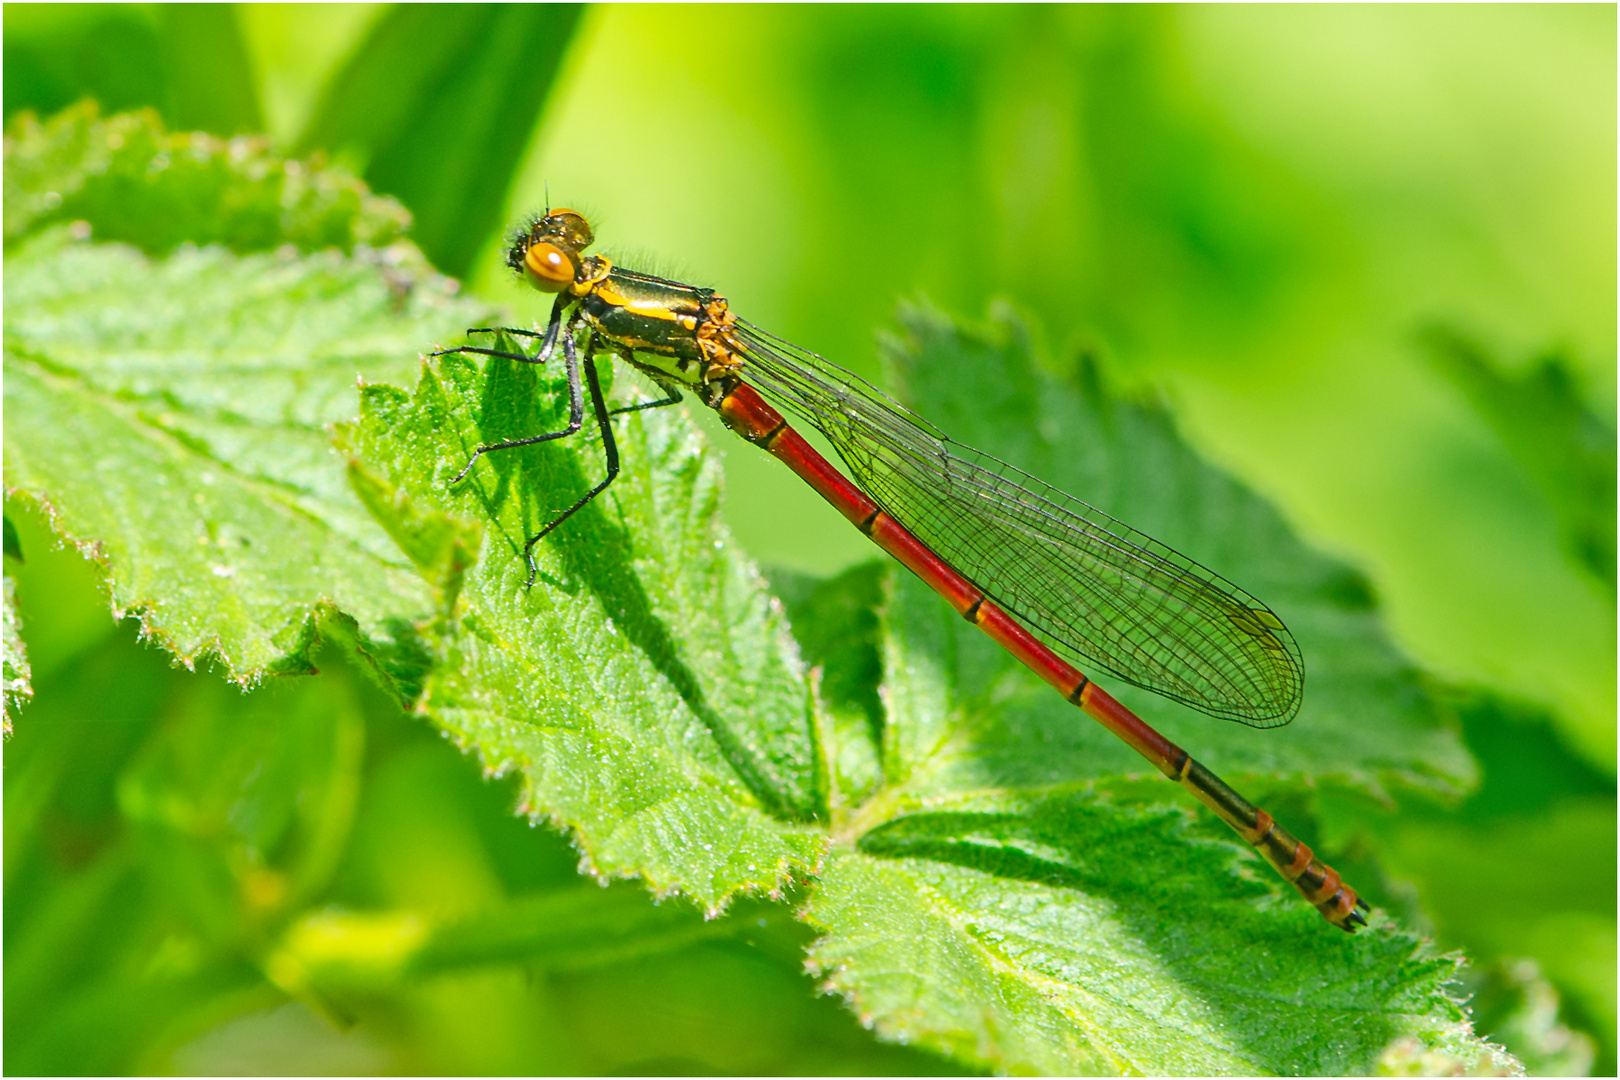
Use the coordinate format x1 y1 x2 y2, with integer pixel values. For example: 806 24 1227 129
805 804 1505 1075
3 108 482 694
338 347 826 909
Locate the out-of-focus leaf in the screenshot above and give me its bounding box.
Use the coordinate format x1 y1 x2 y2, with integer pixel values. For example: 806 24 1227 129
152 5 261 137
1445 686 1614 823
1466 958 1597 1077
1368 687 1617 1071
116 668 369 939
1422 326 1617 596
338 347 826 910
3 570 31 734
1380 799 1616 1028
2 591 949 1076
298 4 584 278
2 626 369 1074
4 7 168 127
3 5 259 138
3 109 486 695
268 886 732 1000
5 104 410 255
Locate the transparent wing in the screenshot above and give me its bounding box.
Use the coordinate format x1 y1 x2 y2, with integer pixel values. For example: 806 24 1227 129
732 320 1304 726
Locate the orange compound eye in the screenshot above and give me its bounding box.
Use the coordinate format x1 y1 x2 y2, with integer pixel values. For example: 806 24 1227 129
523 241 578 292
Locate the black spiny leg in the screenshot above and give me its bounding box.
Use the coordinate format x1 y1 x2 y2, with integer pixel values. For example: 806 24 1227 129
438 308 588 484
431 311 679 587
437 294 570 366
519 338 621 586
605 346 684 417
465 326 544 339
609 385 683 417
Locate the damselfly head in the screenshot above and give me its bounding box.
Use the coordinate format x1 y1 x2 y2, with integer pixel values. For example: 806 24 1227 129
506 209 596 293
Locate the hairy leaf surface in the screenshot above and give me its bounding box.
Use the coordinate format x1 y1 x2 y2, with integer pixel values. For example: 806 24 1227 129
339 350 826 909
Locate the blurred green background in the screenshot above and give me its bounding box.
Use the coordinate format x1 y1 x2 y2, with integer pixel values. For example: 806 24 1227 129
5 3 1614 1074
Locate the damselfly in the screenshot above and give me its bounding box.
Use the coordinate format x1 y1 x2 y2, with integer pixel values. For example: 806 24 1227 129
434 209 1368 931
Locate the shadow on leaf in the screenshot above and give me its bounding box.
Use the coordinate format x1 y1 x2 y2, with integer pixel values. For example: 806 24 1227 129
458 349 818 824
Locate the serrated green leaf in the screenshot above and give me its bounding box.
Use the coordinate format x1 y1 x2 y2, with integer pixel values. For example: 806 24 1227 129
339 347 826 910
806 792 1496 1075
1 229 470 690
5 104 409 255
3 109 490 694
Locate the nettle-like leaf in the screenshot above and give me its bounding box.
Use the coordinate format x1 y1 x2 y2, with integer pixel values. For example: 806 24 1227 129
4 102 410 256
808 806 1485 1076
337 349 827 909
797 305 1502 1074
3 107 481 696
